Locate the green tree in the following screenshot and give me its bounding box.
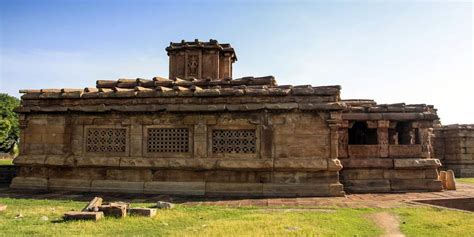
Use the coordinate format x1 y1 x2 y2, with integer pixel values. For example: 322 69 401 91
0 93 20 153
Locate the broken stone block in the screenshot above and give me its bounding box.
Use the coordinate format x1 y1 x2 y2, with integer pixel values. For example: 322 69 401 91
438 171 447 189
128 208 157 217
63 211 104 221
446 170 456 190
156 201 174 209
82 197 103 212
99 205 127 218
109 201 130 209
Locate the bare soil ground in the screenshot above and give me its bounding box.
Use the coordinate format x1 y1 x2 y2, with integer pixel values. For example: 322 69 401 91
369 212 405 237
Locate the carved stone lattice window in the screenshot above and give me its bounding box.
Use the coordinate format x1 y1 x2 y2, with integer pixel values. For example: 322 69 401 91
86 128 127 153
212 129 256 153
147 128 189 153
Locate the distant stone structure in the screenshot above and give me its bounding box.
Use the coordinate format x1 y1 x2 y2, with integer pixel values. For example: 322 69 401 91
11 39 443 196
434 124 474 177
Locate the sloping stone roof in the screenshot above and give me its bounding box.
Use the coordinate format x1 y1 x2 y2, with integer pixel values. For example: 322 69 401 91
343 100 436 113
438 124 474 130
341 100 438 120
17 75 346 113
19 76 341 100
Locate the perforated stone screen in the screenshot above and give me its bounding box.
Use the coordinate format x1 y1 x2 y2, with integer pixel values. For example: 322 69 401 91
147 128 189 153
212 129 256 153
85 128 127 153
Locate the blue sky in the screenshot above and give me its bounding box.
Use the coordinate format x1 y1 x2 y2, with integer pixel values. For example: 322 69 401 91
0 0 472 124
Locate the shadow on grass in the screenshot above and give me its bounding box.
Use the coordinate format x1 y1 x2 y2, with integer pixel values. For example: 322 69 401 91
0 187 302 205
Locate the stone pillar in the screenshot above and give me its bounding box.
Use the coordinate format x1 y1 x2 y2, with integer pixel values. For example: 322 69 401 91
193 122 207 158
18 115 27 155
129 122 143 157
260 112 273 159
338 121 349 158
328 112 342 159
416 122 434 158
377 120 390 158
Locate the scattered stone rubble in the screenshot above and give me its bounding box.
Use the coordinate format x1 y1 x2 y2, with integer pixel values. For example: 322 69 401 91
63 197 163 221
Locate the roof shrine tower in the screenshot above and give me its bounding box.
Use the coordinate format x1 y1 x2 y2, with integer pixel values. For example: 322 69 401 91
166 39 237 80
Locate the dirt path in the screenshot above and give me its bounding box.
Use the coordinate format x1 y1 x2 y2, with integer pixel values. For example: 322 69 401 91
369 212 405 237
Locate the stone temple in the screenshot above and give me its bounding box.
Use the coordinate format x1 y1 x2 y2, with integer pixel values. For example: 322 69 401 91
11 40 444 196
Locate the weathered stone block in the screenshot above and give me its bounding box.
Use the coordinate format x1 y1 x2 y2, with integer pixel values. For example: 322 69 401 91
99 205 127 218
120 158 169 168
17 166 47 178
90 180 144 193
390 179 442 191
383 170 426 180
144 181 205 195
206 171 271 183
274 159 327 171
216 159 272 170
153 170 206 182
25 143 46 155
64 211 104 221
262 183 331 197
329 183 345 196
44 155 66 166
394 159 441 169
389 145 422 158
76 156 121 167
128 208 157 217
48 167 106 180
348 145 380 158
206 182 263 196
156 201 175 209
425 169 439 179
446 170 456 190
10 177 48 190
342 180 391 193
168 158 217 170
340 158 394 169
48 178 91 191
13 155 45 165
341 169 384 180
274 135 330 158
439 171 447 189
272 171 338 184
106 169 152 182
83 197 103 212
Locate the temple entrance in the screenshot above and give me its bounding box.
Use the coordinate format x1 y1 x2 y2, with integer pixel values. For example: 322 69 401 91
348 121 378 145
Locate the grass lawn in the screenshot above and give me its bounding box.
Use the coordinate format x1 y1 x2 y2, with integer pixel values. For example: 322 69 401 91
0 198 382 236
1 198 473 236
0 159 13 165
457 178 474 184
395 207 474 237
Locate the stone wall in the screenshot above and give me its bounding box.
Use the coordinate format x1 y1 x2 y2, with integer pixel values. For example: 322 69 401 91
0 165 17 187
12 111 344 197
434 124 474 177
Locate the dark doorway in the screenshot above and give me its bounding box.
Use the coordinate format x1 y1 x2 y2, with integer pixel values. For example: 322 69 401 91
393 122 419 145
348 121 378 145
